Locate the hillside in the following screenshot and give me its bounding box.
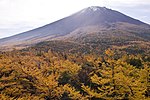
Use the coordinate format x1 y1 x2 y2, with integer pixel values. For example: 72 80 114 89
0 6 150 99
0 6 149 51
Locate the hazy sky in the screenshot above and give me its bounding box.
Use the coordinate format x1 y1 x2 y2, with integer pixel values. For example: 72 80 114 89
0 0 150 39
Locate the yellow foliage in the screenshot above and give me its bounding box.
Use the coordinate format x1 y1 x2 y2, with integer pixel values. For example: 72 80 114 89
0 49 149 99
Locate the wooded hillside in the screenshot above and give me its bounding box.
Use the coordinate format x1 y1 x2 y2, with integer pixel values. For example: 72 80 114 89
0 48 149 100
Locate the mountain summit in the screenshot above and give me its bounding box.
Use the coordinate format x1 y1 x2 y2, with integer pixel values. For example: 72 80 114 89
77 6 146 25
0 6 149 48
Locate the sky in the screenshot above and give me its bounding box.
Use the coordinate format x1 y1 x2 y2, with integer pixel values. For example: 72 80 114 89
0 0 150 39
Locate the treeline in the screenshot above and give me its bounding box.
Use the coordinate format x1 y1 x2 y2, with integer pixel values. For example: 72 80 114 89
0 49 150 100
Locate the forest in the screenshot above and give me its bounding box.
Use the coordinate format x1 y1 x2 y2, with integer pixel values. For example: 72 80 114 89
0 48 149 100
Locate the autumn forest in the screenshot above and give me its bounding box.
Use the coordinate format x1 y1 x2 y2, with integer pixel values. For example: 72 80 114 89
0 48 149 100
0 4 150 100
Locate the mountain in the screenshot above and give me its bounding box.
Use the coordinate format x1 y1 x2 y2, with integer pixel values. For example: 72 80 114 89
0 6 150 52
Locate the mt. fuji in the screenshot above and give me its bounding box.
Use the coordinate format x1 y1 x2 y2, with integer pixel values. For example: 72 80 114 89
0 6 149 51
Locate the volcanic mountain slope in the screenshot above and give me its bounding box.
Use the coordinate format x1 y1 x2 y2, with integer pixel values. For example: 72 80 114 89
0 6 150 52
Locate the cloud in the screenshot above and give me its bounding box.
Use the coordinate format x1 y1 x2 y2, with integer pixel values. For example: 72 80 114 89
107 0 150 24
110 0 150 4
0 22 34 39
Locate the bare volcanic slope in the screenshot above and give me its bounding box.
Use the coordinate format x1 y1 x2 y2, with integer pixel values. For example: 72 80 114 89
0 6 150 49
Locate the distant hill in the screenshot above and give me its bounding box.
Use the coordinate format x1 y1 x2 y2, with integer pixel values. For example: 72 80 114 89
0 6 150 53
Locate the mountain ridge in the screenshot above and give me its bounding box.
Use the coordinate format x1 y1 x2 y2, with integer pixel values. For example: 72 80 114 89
0 6 149 51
